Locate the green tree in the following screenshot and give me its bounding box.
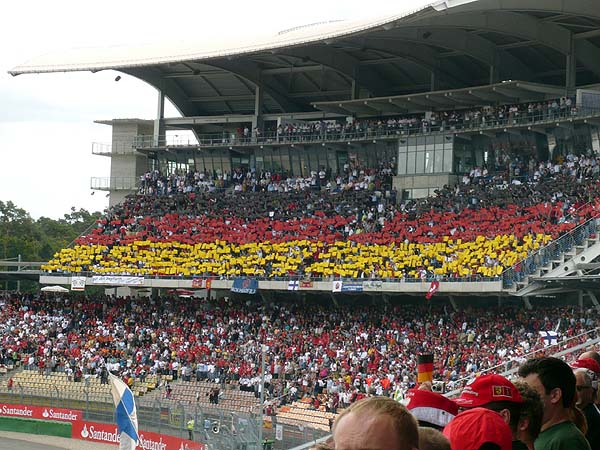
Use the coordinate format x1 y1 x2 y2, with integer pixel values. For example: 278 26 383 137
0 201 102 292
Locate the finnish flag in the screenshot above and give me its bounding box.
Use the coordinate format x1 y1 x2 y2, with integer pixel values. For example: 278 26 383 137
287 280 299 291
539 330 558 347
109 374 139 450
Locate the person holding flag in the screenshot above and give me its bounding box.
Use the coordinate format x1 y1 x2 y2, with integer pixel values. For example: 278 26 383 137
109 373 139 450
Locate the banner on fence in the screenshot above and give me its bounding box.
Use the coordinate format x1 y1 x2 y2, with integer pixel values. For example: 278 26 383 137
341 282 363 293
191 278 212 289
72 420 205 450
70 276 86 291
91 276 145 286
0 403 82 422
231 278 258 295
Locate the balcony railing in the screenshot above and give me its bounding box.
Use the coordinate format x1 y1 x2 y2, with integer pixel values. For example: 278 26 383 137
91 177 139 191
92 142 137 155
133 107 600 150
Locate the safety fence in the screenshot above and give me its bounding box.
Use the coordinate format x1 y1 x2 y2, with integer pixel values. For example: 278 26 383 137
0 385 329 450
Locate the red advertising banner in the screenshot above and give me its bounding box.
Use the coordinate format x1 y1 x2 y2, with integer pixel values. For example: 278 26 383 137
0 403 82 422
72 420 205 450
191 278 211 289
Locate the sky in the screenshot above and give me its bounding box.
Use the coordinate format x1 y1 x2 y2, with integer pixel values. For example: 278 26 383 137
1 0 432 220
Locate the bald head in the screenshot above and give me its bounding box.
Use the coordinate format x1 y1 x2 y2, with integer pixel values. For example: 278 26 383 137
333 397 419 450
579 351 600 365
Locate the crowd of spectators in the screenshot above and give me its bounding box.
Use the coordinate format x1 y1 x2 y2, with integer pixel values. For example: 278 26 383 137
138 158 394 196
0 292 597 418
44 150 600 281
218 96 579 145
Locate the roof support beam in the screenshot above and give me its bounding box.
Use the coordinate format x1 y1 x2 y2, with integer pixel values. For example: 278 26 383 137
262 65 325 75
358 41 472 87
400 11 571 54
190 95 256 102
375 27 533 81
277 47 389 97
204 60 304 112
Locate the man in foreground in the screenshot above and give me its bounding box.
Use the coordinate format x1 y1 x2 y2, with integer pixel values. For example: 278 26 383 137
332 396 419 450
518 357 590 450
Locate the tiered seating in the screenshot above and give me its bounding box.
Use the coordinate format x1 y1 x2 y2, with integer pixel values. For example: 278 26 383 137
43 152 600 281
9 370 111 401
131 374 160 397
276 400 336 432
169 381 258 412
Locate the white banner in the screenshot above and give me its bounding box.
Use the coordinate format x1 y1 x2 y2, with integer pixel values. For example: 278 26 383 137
91 276 144 286
70 276 86 291
275 424 283 441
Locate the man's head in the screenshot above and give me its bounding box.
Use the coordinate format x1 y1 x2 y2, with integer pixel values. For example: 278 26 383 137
332 396 419 450
419 426 451 450
572 357 600 406
513 380 543 446
454 374 522 434
518 357 576 427
574 369 596 409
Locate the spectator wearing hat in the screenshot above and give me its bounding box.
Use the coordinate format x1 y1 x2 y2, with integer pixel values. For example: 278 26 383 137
580 352 600 366
513 381 543 450
573 365 600 450
578 354 600 406
332 396 419 450
518 357 591 450
443 407 512 450
403 388 458 430
454 374 525 449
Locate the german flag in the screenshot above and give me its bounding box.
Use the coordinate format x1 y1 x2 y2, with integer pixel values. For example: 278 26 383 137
417 354 434 383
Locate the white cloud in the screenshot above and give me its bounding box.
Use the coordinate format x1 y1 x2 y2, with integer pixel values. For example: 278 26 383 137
0 0 432 219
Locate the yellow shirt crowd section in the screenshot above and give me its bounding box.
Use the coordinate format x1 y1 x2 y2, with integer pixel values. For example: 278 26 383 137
42 233 551 279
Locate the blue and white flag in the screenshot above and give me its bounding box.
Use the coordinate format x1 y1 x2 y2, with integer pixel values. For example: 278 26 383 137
287 280 299 291
539 330 558 347
109 374 139 450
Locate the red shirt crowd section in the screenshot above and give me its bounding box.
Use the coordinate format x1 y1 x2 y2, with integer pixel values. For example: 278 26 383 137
79 201 588 248
0 294 596 407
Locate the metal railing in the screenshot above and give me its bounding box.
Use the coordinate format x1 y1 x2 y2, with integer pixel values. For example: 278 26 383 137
133 107 600 150
0 381 328 450
92 141 137 155
502 214 600 289
90 177 140 191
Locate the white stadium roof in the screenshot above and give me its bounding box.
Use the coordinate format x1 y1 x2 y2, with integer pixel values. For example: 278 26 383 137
9 0 600 117
9 1 460 75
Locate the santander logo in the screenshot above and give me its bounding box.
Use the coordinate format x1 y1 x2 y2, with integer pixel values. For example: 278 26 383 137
81 425 89 439
42 409 49 418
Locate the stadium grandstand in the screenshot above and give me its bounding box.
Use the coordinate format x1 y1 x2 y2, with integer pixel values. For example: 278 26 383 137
7 0 600 448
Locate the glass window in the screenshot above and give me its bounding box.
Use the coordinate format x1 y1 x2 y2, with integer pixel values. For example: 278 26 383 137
416 151 425 173
406 152 416 175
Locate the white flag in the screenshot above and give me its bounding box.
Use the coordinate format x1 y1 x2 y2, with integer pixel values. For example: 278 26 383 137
109 374 138 450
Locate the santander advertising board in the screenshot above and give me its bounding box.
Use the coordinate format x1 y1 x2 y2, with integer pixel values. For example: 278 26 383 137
0 403 82 422
73 420 204 450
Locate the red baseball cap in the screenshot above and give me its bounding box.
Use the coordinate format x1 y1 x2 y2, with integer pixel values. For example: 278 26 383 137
403 388 458 428
454 374 522 408
572 358 600 374
443 408 512 450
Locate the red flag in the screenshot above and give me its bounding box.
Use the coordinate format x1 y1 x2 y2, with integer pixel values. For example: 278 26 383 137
425 280 439 300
